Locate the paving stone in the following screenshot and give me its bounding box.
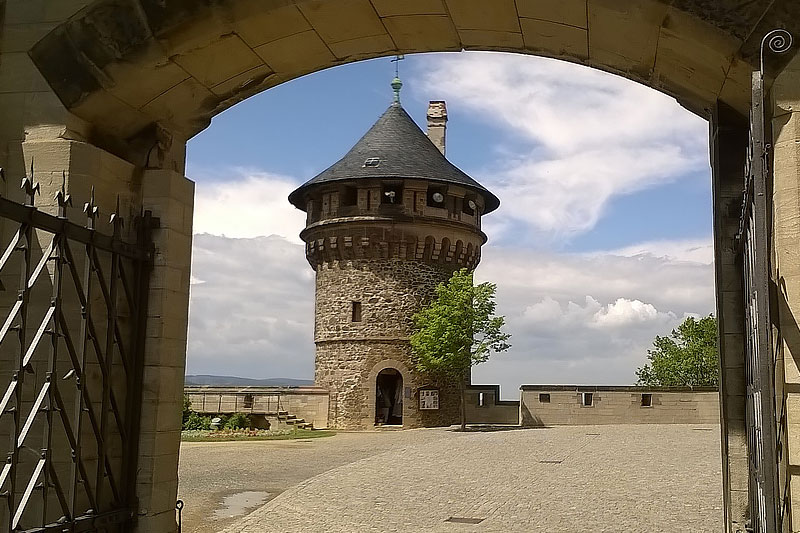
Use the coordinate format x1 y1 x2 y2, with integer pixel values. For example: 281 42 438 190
179 424 722 533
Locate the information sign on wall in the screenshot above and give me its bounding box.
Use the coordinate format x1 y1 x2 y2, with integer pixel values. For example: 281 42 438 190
419 389 439 410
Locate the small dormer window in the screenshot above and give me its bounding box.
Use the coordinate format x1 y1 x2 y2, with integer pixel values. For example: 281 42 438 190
364 157 381 167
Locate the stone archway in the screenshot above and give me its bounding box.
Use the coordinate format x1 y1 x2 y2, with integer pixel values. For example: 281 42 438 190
366 359 411 428
2 1 800 532
375 368 404 426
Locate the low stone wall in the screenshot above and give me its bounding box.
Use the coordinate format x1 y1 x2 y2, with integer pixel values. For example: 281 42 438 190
520 385 720 427
185 386 330 428
465 385 519 425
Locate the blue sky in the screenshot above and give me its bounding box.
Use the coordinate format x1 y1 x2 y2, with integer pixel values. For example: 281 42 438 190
185 52 715 394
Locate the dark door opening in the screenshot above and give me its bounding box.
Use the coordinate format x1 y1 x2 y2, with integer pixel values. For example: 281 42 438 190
376 368 403 425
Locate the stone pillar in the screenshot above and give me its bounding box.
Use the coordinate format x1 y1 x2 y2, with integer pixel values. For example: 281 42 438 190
135 169 193 533
710 101 749 533
12 140 193 533
771 53 800 533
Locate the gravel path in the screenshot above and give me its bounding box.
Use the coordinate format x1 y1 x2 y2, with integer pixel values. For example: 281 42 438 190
178 428 453 533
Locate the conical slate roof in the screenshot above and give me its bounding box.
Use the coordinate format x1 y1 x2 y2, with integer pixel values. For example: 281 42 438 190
288 104 500 213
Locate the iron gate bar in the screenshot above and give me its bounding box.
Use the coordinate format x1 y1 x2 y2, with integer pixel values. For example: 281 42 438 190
742 70 778 533
0 196 148 261
0 230 21 271
70 189 101 524
40 207 65 525
95 199 123 510
27 240 53 289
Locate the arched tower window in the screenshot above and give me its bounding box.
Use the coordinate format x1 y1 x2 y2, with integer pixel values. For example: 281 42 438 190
454 240 464 264
440 238 451 263
423 236 435 261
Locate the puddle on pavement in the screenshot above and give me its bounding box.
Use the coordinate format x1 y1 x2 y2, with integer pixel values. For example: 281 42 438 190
213 491 271 520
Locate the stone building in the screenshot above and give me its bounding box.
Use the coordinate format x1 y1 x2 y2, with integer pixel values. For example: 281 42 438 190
288 80 499 429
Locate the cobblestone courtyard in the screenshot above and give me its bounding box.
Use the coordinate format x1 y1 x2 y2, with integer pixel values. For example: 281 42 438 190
178 425 722 533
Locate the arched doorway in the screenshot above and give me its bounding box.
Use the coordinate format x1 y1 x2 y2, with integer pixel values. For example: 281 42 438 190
375 368 403 426
14 2 800 531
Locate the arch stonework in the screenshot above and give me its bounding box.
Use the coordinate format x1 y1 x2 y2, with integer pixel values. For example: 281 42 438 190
365 358 411 427
1 1 800 532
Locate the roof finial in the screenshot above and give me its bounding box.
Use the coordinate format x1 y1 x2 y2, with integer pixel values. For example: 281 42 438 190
390 55 405 105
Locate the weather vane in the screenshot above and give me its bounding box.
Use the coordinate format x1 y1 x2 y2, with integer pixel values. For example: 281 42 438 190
390 55 405 104
391 54 405 77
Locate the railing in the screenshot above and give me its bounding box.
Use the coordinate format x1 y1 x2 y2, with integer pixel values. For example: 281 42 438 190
187 390 286 415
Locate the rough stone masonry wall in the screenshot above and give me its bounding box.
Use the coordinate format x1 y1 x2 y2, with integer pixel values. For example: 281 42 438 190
314 259 463 429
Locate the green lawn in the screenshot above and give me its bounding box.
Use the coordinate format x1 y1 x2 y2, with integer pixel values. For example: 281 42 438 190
181 428 335 442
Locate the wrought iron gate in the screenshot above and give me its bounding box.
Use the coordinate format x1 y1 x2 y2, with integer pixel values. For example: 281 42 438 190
739 69 778 532
0 170 155 531
736 29 793 533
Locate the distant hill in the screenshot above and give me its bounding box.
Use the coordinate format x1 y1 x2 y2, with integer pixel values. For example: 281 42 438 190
184 375 314 387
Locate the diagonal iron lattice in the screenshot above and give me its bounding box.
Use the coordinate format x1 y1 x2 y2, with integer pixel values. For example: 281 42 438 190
0 167 157 532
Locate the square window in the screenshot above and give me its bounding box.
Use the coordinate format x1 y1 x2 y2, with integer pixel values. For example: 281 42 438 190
352 301 362 322
641 393 652 407
243 394 254 409
582 392 593 407
539 393 550 403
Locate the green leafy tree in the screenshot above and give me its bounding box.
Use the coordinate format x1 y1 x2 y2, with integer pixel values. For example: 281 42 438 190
636 315 719 387
411 268 511 430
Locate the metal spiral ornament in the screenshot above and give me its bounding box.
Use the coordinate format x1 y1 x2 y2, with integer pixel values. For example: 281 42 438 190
760 29 793 76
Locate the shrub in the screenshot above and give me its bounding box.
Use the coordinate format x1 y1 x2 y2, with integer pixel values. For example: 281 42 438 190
182 394 192 425
224 413 251 430
183 412 212 430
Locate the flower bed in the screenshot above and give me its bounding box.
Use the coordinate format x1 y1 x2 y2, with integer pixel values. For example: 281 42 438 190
181 428 334 442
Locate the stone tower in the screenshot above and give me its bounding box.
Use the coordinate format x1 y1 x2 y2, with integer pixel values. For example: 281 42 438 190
288 83 499 429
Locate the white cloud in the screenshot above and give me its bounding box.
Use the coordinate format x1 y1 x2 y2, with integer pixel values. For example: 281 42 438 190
192 170 306 243
522 295 675 330
412 52 709 239
186 232 713 393
472 243 713 394
592 298 671 329
607 238 713 264
186 234 315 380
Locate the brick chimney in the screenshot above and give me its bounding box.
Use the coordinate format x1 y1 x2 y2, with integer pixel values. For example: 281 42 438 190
427 101 447 155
